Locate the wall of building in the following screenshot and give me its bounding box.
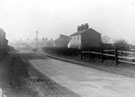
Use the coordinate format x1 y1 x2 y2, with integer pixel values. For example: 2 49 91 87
0 29 8 57
70 35 81 48
54 34 70 48
55 41 69 47
81 29 101 49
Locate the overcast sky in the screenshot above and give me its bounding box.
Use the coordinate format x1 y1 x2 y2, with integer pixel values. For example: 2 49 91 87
0 0 135 43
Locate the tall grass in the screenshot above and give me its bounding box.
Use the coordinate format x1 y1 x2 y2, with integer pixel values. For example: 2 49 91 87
6 56 29 88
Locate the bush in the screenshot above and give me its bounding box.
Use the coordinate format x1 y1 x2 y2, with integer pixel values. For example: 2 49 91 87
43 47 81 56
43 47 103 57
101 43 114 50
113 39 129 50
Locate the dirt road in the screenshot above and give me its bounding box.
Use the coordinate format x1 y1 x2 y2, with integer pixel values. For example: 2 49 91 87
26 50 135 97
19 50 81 97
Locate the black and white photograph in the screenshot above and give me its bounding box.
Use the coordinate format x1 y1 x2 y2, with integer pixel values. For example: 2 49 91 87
0 0 135 97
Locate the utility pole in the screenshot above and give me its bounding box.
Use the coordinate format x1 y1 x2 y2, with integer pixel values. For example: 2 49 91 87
36 31 38 50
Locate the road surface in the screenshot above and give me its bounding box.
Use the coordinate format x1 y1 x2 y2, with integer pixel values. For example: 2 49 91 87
22 50 135 97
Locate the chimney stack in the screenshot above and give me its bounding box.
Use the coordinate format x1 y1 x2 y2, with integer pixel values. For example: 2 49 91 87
84 23 89 30
77 23 89 32
81 24 85 30
77 26 81 31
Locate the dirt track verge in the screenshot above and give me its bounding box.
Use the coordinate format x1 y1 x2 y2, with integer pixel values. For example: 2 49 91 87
39 51 135 78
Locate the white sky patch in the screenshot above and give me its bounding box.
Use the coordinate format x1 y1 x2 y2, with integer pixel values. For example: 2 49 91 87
0 0 135 44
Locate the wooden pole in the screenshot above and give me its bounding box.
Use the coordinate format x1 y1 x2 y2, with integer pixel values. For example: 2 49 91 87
81 50 82 59
89 50 91 61
115 48 118 65
101 49 104 62
36 31 39 50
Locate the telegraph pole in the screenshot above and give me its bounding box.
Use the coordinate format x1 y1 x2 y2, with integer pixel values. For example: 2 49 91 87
36 31 38 50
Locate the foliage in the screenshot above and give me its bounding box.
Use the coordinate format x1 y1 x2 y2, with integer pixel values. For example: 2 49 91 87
101 35 111 43
43 47 103 57
101 43 114 50
113 39 129 50
43 47 81 56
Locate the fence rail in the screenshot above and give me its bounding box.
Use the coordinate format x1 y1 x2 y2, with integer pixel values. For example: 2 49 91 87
81 49 135 65
118 50 135 54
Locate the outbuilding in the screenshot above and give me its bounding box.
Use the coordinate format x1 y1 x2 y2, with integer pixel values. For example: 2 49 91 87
55 34 70 47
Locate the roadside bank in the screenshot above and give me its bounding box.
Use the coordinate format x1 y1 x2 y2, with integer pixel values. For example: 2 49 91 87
39 50 135 78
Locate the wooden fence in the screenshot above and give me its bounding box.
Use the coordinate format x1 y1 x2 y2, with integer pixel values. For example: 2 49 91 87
81 49 135 65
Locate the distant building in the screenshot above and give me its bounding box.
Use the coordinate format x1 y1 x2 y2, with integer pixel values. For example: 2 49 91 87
55 34 70 47
46 39 55 47
69 23 101 49
29 38 55 49
0 28 8 55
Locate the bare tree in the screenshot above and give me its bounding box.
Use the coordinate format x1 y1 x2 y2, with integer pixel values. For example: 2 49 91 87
113 39 129 50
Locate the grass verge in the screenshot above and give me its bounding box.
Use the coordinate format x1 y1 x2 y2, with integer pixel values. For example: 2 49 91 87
43 50 135 78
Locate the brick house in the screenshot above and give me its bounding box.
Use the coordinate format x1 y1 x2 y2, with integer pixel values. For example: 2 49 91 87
55 34 70 47
69 23 101 49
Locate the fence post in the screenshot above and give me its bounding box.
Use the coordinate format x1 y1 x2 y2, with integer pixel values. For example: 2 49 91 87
115 48 118 65
101 49 104 62
89 50 91 61
81 50 82 59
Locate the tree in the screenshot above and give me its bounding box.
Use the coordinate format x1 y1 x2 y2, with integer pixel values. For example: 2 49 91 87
113 39 129 50
101 35 111 43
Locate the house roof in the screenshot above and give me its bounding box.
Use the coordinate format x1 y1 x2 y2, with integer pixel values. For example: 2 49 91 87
0 28 5 34
70 28 100 36
55 34 70 42
0 28 6 38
